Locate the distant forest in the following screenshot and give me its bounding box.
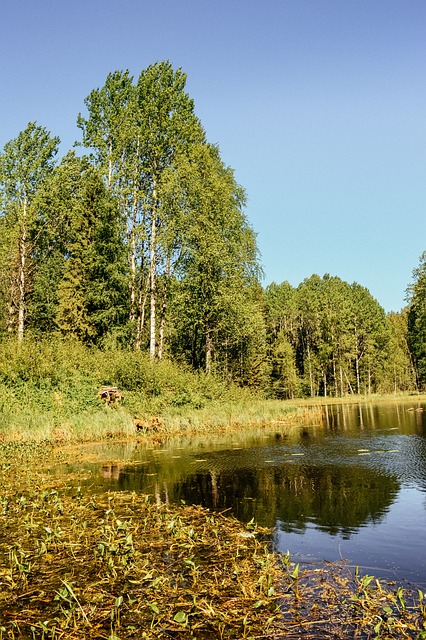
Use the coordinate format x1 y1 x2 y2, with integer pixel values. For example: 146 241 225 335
1 61 426 397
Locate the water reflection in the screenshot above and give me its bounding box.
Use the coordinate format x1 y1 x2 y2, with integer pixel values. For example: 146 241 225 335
59 400 426 585
322 401 426 438
115 463 399 539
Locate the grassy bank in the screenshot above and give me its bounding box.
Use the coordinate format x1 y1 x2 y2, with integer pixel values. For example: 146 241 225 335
3 337 424 444
0 338 303 443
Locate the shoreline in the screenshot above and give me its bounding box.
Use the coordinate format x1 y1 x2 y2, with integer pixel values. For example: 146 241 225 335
1 399 426 638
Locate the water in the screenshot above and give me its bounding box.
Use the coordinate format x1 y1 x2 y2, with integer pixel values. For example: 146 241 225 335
57 400 426 587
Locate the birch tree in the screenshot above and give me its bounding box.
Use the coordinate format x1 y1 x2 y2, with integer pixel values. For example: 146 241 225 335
0 122 59 340
78 62 205 354
167 143 262 376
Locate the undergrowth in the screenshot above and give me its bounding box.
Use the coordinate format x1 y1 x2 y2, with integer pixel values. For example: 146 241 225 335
0 337 298 442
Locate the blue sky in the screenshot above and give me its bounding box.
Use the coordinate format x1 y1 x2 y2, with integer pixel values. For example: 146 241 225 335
1 0 425 312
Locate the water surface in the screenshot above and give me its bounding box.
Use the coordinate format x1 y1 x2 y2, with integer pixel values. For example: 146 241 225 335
56 400 426 587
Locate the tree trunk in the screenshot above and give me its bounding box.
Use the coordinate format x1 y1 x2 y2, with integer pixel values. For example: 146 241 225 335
355 355 360 395
307 344 314 397
333 358 338 397
17 199 28 342
206 327 213 375
129 138 140 324
158 255 171 361
107 139 113 189
129 200 137 323
344 368 354 394
149 179 158 360
135 272 150 351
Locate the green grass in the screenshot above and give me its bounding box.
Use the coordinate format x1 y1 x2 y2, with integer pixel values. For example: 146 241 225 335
0 337 300 443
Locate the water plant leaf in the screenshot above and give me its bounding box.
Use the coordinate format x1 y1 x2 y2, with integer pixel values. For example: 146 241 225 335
149 602 160 614
290 564 299 580
246 517 255 531
361 575 374 588
174 611 187 624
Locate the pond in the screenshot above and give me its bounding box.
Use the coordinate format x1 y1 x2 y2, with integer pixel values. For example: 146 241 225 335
56 400 426 588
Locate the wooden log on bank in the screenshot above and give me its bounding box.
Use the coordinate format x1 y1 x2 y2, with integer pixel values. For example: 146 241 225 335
98 386 124 404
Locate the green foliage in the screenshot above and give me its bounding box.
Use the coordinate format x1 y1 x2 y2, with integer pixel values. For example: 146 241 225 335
0 337 261 440
0 65 421 398
407 251 426 388
166 143 264 378
265 275 413 398
52 154 128 342
0 122 60 340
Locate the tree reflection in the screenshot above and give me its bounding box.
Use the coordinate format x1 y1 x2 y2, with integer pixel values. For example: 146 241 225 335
157 463 400 536
94 401 426 537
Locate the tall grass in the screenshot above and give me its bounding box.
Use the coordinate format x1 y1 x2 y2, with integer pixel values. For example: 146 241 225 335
0 337 298 442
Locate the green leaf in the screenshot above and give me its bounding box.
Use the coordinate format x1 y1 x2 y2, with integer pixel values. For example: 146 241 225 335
290 564 299 580
149 602 160 614
174 611 187 624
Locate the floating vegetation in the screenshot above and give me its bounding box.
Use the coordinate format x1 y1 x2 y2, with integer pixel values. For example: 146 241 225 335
0 447 425 638
0 487 281 639
277 559 426 639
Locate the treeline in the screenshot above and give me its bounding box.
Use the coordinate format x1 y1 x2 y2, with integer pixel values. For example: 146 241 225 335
0 61 424 398
265 276 415 397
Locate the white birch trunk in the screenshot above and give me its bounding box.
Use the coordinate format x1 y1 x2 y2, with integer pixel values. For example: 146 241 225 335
135 273 150 351
149 179 157 360
158 255 171 361
129 137 140 324
17 198 27 342
129 200 137 323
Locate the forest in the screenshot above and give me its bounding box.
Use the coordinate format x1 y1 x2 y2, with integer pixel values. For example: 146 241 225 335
1 61 426 399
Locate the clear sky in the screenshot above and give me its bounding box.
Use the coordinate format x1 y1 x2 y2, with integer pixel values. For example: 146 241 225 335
1 0 425 312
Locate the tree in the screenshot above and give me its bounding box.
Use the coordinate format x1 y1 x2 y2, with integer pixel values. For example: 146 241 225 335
77 62 206 355
265 274 392 398
269 330 300 398
382 310 416 393
407 251 426 387
167 143 263 378
54 154 128 342
0 122 59 340
349 283 389 394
